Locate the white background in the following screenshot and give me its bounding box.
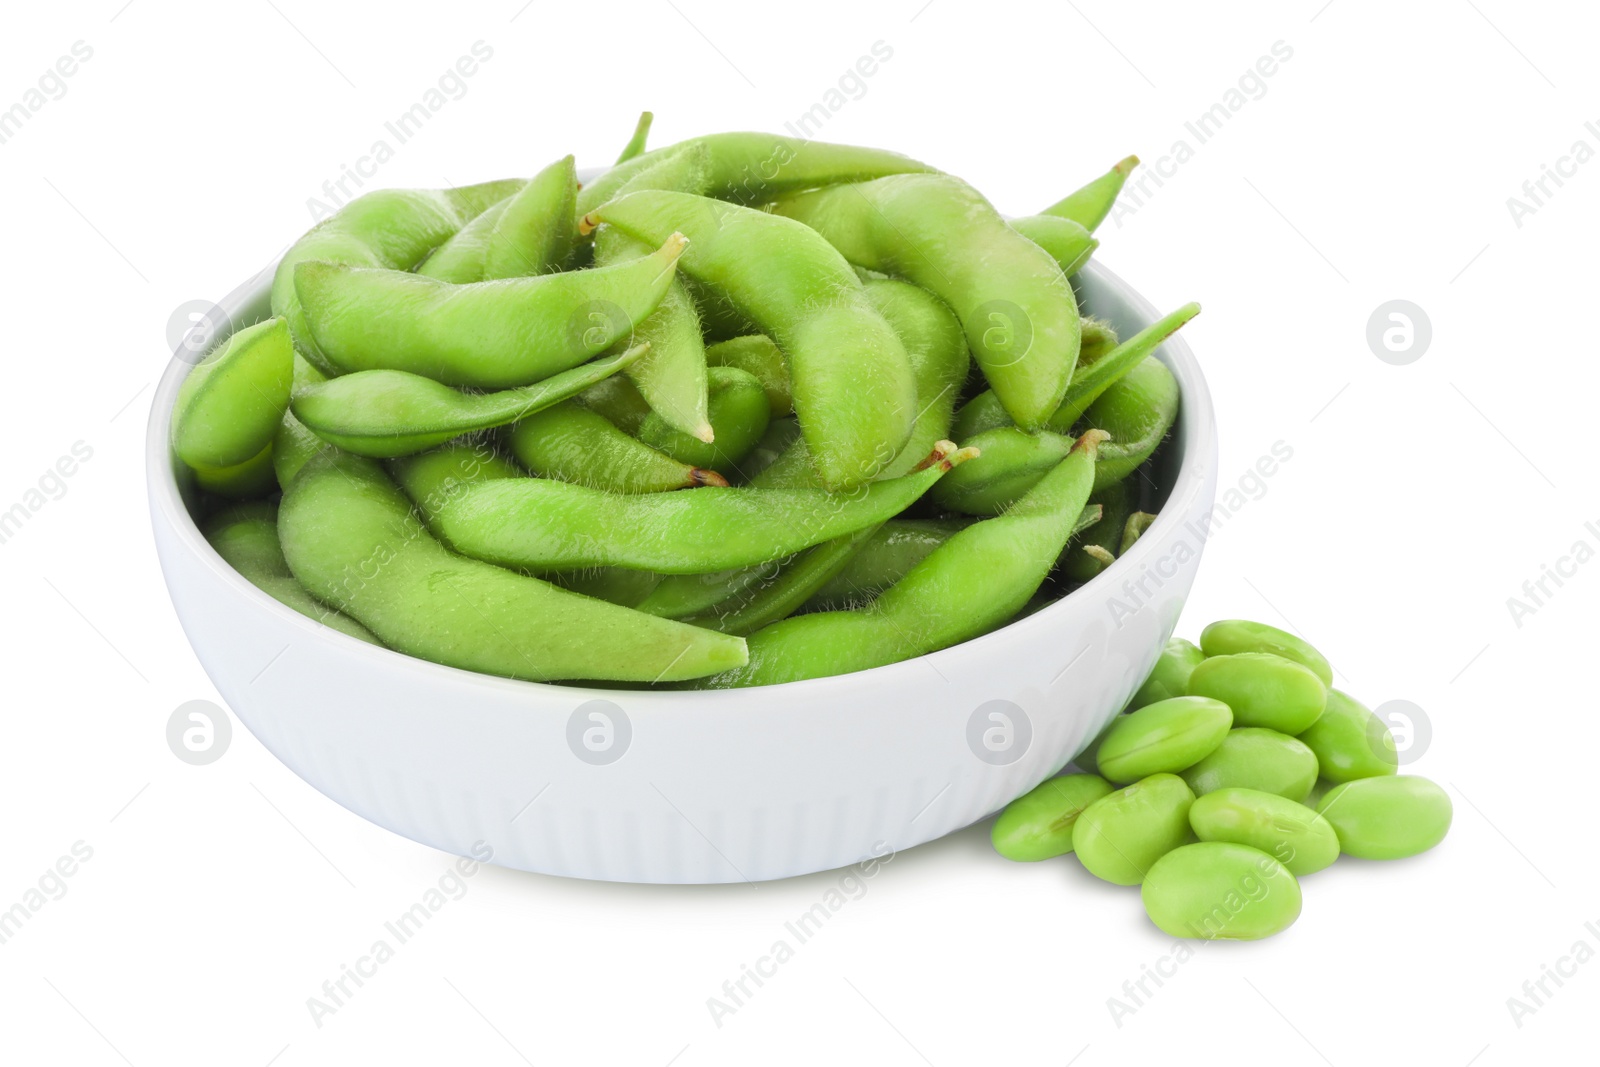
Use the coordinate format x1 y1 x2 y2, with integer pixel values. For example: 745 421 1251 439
1 1 1594 1064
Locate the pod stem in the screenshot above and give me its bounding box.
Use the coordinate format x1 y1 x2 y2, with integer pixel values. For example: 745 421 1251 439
690 468 731 488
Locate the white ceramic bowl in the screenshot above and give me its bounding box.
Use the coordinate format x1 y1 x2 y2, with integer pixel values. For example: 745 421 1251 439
148 260 1217 884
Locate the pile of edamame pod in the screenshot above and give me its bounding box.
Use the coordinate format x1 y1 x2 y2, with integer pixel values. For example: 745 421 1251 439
993 619 1452 940
173 114 1202 686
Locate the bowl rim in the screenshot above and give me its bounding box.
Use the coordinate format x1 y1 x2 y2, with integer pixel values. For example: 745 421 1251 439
148 257 1215 700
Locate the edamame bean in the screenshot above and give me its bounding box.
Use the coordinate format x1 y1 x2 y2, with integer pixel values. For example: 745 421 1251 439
1141 842 1301 940
1041 155 1139 232
586 190 917 489
576 132 935 216
1127 637 1206 710
1187 652 1328 734
172 317 294 470
1083 354 1180 492
991 773 1115 861
694 432 1107 687
290 344 649 457
772 173 1081 430
639 365 770 472
952 303 1196 439
1188 788 1339 876
1296 689 1398 783
507 401 728 493
294 233 687 389
418 155 577 282
706 335 791 417
409 442 972 574
578 373 652 435
1181 728 1320 801
279 451 747 682
1316 776 1452 860
203 502 378 644
1094 696 1233 784
1009 213 1098 277
272 179 522 373
1199 619 1333 686
1073 773 1195 886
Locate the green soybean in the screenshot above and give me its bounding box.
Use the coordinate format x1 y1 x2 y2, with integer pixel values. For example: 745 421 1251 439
1296 689 1398 783
1199 619 1333 686
1181 728 1320 802
683 526 877 636
1128 637 1206 711
706 335 791 417
279 451 747 682
1316 776 1452 860
991 773 1115 861
1094 696 1233 784
1187 653 1328 734
1041 155 1139 233
202 502 378 644
801 519 965 610
507 401 729 493
1141 842 1302 941
418 155 578 282
695 433 1105 687
1188 788 1339 876
294 233 686 389
639 365 770 473
290 344 649 458
1083 354 1180 492
411 443 970 574
1073 773 1196 886
173 317 294 470
272 180 522 373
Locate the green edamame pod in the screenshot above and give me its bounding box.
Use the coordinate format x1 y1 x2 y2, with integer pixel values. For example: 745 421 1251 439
577 132 934 216
1084 355 1180 492
693 432 1106 687
279 451 747 682
633 564 770 619
865 278 970 479
290 344 650 458
272 408 332 490
1181 728 1321 802
705 335 791 417
1121 511 1156 554
953 303 1199 440
1094 696 1233 784
1073 772 1195 886
1296 689 1398 783
412 442 973 574
1199 619 1334 686
1187 653 1328 734
1127 637 1206 711
294 233 687 389
1009 214 1098 277
772 174 1080 430
615 111 653 164
507 401 728 493
1060 481 1131 582
803 519 967 611
584 190 916 489
1317 776 1452 860
272 180 523 373
1078 317 1120 365
418 156 577 281
1040 155 1139 233
639 365 770 473
203 502 378 644
1142 841 1301 940
929 425 1072 517
173 318 294 470
991 773 1115 861
684 525 878 636
549 567 662 608
1189 788 1340 876
386 442 525 513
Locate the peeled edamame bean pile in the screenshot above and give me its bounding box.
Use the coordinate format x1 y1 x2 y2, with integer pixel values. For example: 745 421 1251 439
173 116 1200 686
991 619 1452 940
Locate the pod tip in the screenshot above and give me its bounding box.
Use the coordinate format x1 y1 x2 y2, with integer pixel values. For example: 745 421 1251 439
1083 544 1117 566
1116 155 1140 175
693 421 716 444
